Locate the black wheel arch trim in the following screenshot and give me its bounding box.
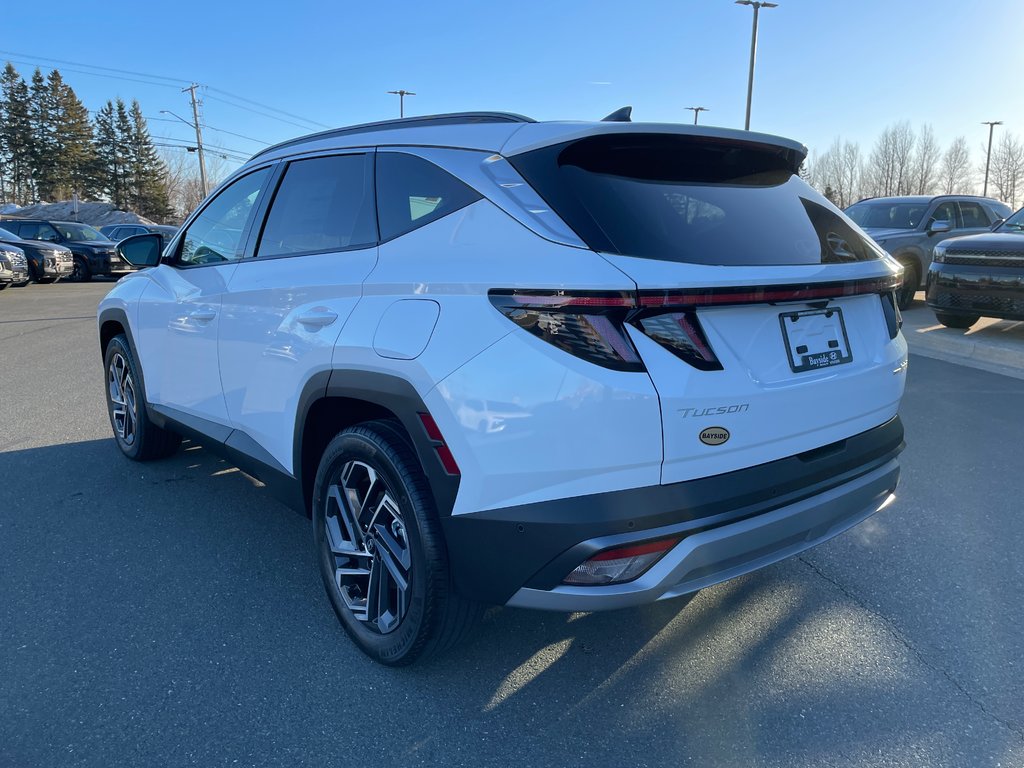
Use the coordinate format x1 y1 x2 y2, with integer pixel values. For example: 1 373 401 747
312 370 461 519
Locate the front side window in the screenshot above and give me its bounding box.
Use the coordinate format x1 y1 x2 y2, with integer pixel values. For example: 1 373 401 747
179 168 271 265
376 152 482 242
256 154 375 258
929 201 959 228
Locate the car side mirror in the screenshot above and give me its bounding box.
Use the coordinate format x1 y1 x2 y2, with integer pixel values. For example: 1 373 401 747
118 233 163 268
928 220 952 235
991 218 1004 231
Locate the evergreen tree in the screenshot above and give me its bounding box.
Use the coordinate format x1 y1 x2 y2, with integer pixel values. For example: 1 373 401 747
0 63 34 203
126 100 171 219
93 99 129 208
45 70 99 200
28 68 55 200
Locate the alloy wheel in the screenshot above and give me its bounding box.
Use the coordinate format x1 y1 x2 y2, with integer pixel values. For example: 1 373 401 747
108 352 138 446
323 460 411 634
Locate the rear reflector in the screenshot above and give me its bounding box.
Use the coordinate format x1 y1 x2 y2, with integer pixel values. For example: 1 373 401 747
417 412 460 476
563 536 681 585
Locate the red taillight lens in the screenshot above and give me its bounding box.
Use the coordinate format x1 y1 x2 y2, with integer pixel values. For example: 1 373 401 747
563 536 682 586
633 310 722 371
489 290 644 372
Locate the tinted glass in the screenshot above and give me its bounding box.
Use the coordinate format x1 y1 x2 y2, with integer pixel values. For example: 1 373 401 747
0 226 22 241
929 201 959 228
54 223 106 241
376 152 482 241
257 154 375 258
959 202 990 228
180 168 271 265
512 134 881 266
844 201 929 229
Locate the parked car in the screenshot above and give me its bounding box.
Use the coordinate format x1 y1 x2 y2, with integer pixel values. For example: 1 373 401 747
844 195 1011 309
100 223 179 242
0 218 132 282
0 225 73 282
926 205 1024 328
99 111 907 665
0 242 30 288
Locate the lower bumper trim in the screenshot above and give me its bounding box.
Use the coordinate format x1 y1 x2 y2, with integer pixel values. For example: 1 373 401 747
506 457 899 611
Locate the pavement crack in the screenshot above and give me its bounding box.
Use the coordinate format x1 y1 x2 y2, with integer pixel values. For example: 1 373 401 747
797 554 1024 743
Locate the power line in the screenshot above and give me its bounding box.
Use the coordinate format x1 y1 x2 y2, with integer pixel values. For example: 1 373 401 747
0 49 189 84
145 116 269 145
203 93 326 131
1 58 181 90
205 86 330 129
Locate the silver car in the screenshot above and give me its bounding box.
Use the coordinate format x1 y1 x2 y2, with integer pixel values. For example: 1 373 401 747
845 195 1011 309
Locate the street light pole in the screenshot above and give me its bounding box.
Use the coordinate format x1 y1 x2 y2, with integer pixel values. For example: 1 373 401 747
387 90 416 118
686 106 709 125
735 0 777 131
982 120 1003 198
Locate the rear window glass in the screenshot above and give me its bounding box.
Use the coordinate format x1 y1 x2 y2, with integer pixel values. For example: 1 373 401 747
257 154 376 257
510 134 881 266
376 152 482 242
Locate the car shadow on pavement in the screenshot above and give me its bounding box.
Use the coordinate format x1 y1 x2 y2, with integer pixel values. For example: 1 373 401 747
3 436 1005 766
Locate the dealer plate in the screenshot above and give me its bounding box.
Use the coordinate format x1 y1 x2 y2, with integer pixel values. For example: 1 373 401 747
778 307 852 373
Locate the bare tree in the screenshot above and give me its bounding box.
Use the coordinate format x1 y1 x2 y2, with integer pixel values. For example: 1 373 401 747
911 124 940 195
159 149 229 220
939 136 972 194
891 122 916 195
986 132 1024 207
841 140 863 204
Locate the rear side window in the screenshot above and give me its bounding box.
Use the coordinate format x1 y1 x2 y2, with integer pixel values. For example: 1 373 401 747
257 154 376 258
511 133 882 266
958 201 990 228
376 152 482 242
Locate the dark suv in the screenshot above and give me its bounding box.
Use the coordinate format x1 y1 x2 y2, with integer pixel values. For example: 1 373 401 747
845 195 1011 309
0 225 74 282
926 205 1024 328
0 219 132 282
100 223 179 242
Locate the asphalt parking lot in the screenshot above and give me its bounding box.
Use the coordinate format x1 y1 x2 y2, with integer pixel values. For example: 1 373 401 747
2 283 1023 768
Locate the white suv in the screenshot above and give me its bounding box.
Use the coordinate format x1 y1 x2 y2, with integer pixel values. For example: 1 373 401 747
99 112 907 665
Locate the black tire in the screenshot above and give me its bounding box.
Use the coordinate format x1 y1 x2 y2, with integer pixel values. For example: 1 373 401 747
934 311 980 329
103 334 181 460
896 261 919 310
0 283 7 291
69 256 92 282
312 419 480 666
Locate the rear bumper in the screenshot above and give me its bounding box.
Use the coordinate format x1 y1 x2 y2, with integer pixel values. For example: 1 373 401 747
443 416 904 606
926 263 1024 321
507 458 897 610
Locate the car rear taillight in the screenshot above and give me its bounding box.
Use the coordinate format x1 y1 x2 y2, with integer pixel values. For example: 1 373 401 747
633 311 723 371
880 292 902 339
488 291 644 372
563 537 682 585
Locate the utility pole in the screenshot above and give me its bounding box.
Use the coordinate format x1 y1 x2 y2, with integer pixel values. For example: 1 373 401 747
982 120 1003 198
735 0 777 131
387 89 416 118
686 106 709 125
183 83 209 197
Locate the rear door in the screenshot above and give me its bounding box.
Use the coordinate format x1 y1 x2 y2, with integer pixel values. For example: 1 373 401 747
218 152 378 474
510 132 907 483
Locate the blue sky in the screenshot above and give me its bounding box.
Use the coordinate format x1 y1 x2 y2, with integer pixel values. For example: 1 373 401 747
3 0 1020 173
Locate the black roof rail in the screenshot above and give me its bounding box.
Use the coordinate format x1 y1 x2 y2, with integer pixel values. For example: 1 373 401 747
252 111 535 160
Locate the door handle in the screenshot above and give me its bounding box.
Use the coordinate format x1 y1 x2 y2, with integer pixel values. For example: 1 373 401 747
297 309 339 329
189 308 217 323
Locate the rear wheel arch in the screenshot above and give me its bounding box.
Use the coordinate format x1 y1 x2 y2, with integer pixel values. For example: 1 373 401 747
294 371 460 519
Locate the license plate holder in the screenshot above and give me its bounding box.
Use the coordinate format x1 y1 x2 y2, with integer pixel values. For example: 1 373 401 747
779 307 852 372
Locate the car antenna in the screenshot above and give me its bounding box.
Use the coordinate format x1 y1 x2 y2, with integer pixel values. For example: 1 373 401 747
601 106 632 122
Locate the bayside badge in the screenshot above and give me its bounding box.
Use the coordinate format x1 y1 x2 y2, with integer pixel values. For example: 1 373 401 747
699 426 730 446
